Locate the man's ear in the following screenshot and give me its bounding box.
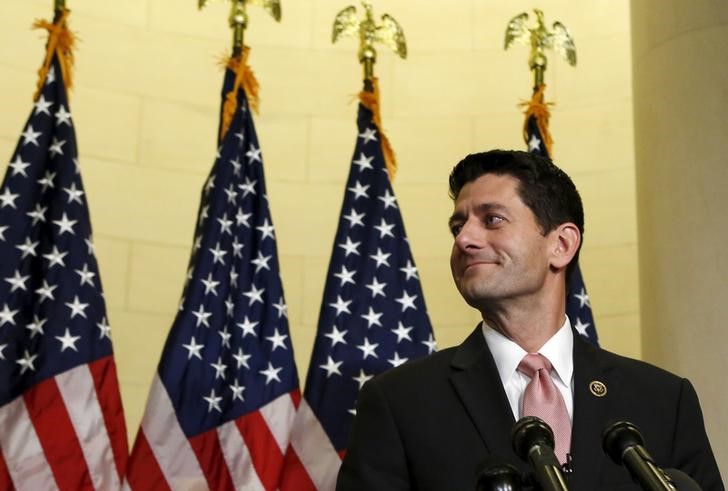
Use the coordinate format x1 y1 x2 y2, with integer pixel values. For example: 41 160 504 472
549 222 581 270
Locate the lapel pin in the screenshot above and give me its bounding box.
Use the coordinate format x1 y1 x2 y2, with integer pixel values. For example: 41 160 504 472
589 380 607 397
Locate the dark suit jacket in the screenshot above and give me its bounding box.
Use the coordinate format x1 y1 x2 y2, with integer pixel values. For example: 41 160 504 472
337 327 724 490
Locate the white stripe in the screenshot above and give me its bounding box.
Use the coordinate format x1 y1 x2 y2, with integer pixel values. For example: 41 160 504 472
289 400 341 491
0 396 59 491
258 393 296 454
217 420 265 491
141 374 208 491
56 364 122 490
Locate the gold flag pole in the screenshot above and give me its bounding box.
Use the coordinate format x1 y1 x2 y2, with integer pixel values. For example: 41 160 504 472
504 9 576 155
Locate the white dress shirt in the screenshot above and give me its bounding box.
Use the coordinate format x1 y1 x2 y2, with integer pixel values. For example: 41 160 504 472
482 318 574 422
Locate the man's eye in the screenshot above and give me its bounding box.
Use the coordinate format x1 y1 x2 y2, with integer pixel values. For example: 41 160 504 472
449 224 463 236
485 215 504 226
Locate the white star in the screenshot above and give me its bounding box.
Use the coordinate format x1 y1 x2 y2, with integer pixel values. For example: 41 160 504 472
35 280 57 302
251 251 272 273
265 328 289 351
369 248 391 268
26 315 46 338
343 208 365 228
55 328 81 352
0 344 6 360
365 277 387 298
43 245 68 268
229 156 242 176
334 266 356 286
259 362 282 384
37 171 56 192
337 237 361 257
361 307 383 328
231 237 244 258
319 356 343 378
324 326 348 346
237 316 259 337
16 350 38 374
8 156 30 177
422 334 437 354
399 260 419 280
243 284 265 306
352 152 374 171
256 219 275 240
217 213 233 235
46 65 56 84
97 317 112 339
191 304 212 327
392 322 413 342
357 338 379 359
201 273 220 296
27 203 48 224
348 180 370 200
374 218 395 238
329 295 352 316
358 127 378 144
239 176 257 197
236 207 252 227
55 105 72 126
353 369 373 389
210 356 228 379
5 270 29 292
229 269 239 287
528 134 542 152
208 242 227 265
225 295 235 317
0 188 19 209
224 184 237 204
52 212 77 235
0 304 19 327
230 379 245 401
246 144 262 163
72 263 96 287
388 352 408 367
232 347 252 369
48 137 66 158
17 237 40 258
574 317 591 337
234 131 245 145
85 237 96 255
377 189 398 209
63 182 84 204
273 297 288 318
0 225 7 241
21 125 42 146
65 295 90 319
573 288 591 308
219 326 232 348
205 175 216 193
203 389 223 412
34 94 53 116
395 290 418 312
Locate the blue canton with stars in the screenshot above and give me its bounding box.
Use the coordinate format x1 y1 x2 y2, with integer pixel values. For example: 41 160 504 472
303 100 436 451
526 113 599 345
0 58 114 406
156 68 299 437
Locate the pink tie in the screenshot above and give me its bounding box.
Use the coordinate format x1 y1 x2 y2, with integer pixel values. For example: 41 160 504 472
518 353 571 464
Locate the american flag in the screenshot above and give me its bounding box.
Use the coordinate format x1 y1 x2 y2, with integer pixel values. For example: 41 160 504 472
524 85 599 345
0 52 129 489
125 62 300 489
280 88 436 490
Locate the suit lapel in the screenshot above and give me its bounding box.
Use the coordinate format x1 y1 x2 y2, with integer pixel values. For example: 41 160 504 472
449 326 519 462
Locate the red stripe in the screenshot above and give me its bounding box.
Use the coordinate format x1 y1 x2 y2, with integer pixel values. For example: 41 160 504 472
279 447 317 491
89 356 129 479
24 376 94 490
0 450 15 491
290 389 301 409
188 428 235 491
235 410 285 490
126 430 171 491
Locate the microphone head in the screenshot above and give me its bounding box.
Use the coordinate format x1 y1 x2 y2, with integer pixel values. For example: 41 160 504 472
601 420 645 464
476 455 523 491
511 416 555 462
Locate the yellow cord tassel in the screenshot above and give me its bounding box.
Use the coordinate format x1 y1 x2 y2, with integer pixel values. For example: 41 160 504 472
359 77 397 181
520 84 554 157
220 46 260 140
32 8 75 101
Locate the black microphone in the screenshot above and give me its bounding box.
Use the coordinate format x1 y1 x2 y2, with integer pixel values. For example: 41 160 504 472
664 469 704 491
601 420 675 491
511 416 569 491
475 455 523 491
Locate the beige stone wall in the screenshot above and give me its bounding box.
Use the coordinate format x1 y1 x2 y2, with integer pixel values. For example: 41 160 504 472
0 0 637 441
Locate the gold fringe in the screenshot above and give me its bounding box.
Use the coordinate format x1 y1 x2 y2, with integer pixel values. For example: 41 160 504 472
520 84 554 156
32 8 75 101
219 46 260 140
359 77 397 181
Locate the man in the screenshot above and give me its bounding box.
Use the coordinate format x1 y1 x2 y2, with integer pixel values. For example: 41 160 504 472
336 150 723 490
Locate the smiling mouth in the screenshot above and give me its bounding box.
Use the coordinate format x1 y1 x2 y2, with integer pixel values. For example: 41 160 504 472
464 261 498 271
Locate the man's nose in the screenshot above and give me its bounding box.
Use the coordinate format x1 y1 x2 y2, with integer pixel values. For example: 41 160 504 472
453 219 482 251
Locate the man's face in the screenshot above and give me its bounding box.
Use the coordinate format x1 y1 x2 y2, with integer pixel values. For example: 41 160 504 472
448 173 555 308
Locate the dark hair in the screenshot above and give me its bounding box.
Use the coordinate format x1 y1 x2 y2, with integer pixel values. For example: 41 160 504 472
448 150 584 279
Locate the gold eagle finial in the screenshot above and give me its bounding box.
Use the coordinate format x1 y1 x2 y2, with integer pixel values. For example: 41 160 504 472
332 0 406 79
199 0 281 53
